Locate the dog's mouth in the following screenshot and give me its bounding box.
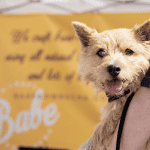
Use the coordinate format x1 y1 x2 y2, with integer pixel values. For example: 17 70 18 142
105 79 124 93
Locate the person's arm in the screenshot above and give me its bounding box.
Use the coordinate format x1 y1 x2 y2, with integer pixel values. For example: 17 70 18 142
111 86 150 150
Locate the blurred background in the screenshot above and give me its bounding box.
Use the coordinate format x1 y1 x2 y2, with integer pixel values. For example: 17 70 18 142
0 0 150 14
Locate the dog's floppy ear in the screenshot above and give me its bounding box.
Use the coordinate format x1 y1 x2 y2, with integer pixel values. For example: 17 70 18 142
134 19 150 41
72 21 98 47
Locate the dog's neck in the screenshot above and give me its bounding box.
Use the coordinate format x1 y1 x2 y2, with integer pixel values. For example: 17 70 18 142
107 89 130 102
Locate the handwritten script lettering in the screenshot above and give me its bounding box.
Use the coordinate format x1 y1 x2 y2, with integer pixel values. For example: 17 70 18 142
28 69 46 80
65 72 75 83
0 89 60 144
12 29 29 44
47 69 61 80
30 49 44 61
32 32 51 43
27 69 78 83
45 50 76 61
55 30 74 41
5 54 26 63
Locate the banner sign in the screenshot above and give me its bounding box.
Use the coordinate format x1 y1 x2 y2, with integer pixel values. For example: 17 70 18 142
0 12 150 150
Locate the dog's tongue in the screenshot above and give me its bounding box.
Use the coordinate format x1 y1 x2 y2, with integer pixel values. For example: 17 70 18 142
106 80 123 93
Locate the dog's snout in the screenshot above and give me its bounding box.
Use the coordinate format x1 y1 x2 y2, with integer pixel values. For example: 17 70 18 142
107 64 121 78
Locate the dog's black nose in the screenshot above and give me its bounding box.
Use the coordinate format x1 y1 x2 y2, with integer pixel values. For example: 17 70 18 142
107 65 121 78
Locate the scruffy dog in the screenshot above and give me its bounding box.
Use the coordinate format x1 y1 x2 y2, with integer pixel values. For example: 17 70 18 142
72 19 150 150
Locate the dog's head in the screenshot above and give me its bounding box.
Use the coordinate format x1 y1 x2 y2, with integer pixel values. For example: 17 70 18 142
72 20 150 101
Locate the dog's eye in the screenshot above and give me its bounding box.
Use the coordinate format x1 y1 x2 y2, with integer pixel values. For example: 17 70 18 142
125 48 134 56
96 49 106 57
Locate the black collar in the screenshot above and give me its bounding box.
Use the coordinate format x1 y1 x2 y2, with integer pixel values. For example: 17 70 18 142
141 77 150 88
141 68 150 87
108 89 130 102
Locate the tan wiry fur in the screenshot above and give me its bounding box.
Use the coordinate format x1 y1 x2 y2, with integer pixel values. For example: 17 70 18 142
72 19 150 150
